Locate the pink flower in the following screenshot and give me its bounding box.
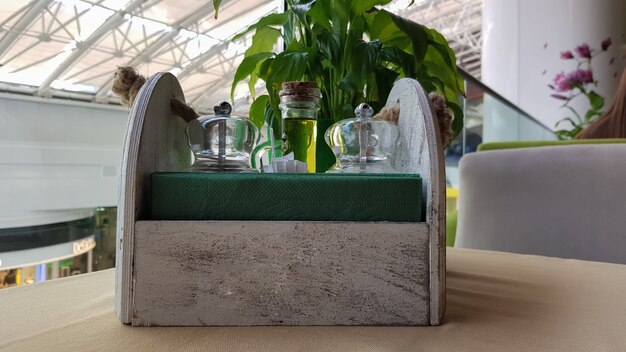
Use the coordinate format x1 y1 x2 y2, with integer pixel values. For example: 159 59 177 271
601 37 612 51
560 50 574 59
575 44 592 58
553 72 572 92
552 69 594 92
569 69 594 85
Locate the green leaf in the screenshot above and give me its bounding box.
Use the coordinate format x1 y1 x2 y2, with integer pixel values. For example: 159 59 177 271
587 90 605 111
308 1 331 31
447 101 464 138
264 98 281 137
246 27 282 56
352 0 392 15
248 70 259 99
244 26 282 99
321 0 350 37
213 0 222 19
266 50 310 87
556 117 578 128
249 95 270 129
366 67 399 110
339 74 358 92
284 39 309 52
316 31 340 63
584 109 601 122
425 27 464 94
381 46 416 77
340 104 355 119
368 11 411 50
385 10 429 67
232 12 289 41
425 28 456 69
349 14 366 40
351 39 382 88
292 0 315 27
421 49 461 99
258 57 274 80
283 11 296 46
231 52 274 100
555 129 576 140
264 49 311 124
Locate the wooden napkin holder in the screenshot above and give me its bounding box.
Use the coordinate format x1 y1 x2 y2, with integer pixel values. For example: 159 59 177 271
114 73 446 326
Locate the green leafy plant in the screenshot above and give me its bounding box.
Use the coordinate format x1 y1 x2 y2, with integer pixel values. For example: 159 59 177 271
217 0 465 138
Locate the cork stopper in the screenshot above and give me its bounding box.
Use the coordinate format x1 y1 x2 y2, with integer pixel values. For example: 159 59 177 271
281 81 318 90
279 81 321 102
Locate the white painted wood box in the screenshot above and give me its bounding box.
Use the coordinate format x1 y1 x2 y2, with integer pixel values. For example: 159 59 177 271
115 73 446 326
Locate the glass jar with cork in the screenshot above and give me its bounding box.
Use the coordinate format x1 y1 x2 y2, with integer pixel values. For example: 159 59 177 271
252 81 325 173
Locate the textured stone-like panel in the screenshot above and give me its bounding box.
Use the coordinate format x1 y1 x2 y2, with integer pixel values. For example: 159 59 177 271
132 221 430 326
388 78 446 324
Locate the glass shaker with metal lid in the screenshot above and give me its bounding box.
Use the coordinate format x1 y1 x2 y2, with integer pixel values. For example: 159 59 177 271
325 103 400 173
186 101 260 172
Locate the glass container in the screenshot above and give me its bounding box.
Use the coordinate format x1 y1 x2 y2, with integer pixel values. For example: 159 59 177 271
279 81 321 173
325 103 399 173
186 101 260 173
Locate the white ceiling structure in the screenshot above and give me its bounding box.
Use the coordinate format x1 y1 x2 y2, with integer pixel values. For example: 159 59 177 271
0 0 482 113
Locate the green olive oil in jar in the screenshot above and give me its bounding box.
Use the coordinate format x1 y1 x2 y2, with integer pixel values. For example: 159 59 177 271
279 82 321 173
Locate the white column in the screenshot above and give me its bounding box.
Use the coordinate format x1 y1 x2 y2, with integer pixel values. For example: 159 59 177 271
51 261 60 280
482 0 626 131
87 250 93 273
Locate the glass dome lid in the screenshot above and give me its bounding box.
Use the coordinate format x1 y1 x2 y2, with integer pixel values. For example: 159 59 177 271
325 103 400 173
186 101 260 173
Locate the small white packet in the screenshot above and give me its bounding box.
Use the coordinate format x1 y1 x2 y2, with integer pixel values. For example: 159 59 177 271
263 153 308 173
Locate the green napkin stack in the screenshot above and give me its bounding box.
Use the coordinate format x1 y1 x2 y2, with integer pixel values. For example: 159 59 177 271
151 173 422 222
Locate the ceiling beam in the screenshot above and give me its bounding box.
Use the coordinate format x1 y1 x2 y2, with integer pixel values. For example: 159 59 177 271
36 0 146 97
96 0 275 103
174 41 232 82
93 1 244 102
0 0 54 61
188 78 228 107
174 0 279 80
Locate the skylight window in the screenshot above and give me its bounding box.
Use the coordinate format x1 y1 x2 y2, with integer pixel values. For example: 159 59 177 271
99 0 133 11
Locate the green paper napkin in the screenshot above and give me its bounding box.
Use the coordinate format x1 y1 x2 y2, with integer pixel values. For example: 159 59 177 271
151 172 422 222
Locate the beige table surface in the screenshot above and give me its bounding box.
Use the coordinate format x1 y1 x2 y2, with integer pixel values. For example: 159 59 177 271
1 248 626 352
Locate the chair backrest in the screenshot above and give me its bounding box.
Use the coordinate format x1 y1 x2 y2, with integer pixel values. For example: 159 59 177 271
477 139 626 152
456 144 626 264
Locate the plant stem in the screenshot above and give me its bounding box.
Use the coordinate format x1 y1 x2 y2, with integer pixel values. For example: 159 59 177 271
563 104 583 124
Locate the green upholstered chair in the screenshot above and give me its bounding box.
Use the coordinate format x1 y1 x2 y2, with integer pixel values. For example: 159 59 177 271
454 143 626 263
446 138 626 247
476 138 626 152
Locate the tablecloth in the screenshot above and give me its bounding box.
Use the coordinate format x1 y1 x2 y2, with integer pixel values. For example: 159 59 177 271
1 248 625 352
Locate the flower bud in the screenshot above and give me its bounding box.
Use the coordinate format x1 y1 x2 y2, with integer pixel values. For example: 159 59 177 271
601 37 612 51
575 44 592 59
